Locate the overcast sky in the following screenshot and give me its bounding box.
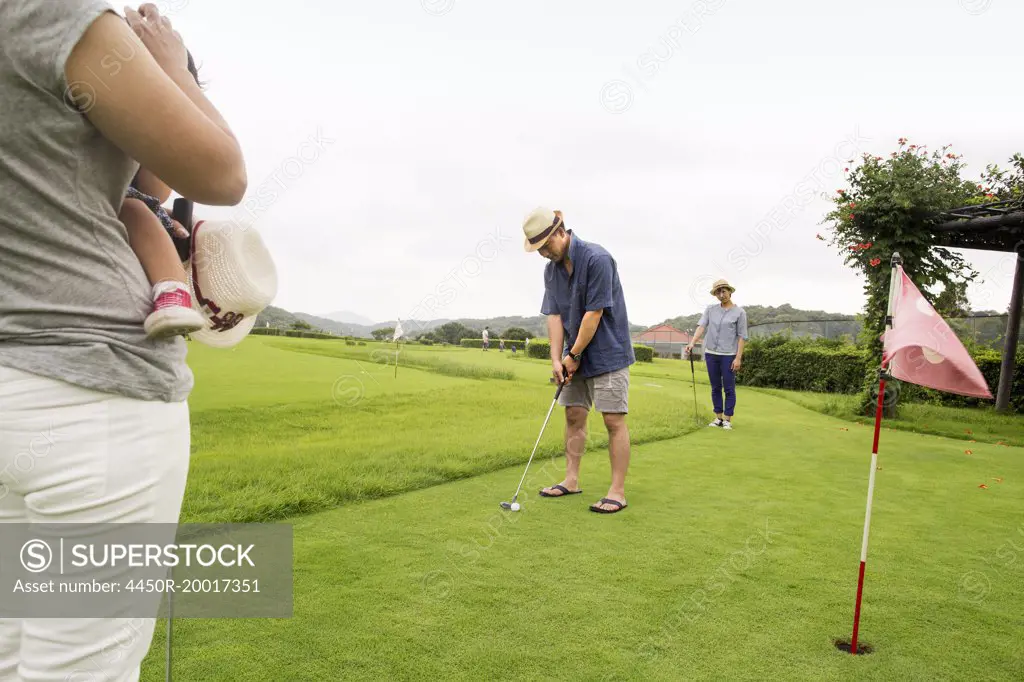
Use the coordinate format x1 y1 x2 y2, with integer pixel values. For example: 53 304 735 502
159 0 1023 328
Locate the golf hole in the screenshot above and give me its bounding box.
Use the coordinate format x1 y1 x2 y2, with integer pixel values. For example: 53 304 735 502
834 638 874 655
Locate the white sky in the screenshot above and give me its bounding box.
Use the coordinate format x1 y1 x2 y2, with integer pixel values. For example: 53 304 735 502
160 0 1024 327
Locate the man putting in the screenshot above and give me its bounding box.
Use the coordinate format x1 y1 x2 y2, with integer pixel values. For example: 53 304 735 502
523 207 635 514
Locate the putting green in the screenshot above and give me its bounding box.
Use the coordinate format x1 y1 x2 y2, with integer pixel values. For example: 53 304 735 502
141 339 1023 680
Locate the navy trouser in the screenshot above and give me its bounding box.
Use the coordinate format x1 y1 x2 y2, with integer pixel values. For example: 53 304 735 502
705 353 737 417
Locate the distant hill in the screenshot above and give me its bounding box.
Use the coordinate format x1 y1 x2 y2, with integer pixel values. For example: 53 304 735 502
254 308 645 339
258 304 870 340
321 310 376 326
662 303 859 333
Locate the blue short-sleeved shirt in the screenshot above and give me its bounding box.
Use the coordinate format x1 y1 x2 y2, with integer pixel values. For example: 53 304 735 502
540 231 635 378
698 304 749 355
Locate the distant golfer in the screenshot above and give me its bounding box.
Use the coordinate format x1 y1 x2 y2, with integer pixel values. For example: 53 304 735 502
523 207 635 513
686 278 748 429
482 327 490 351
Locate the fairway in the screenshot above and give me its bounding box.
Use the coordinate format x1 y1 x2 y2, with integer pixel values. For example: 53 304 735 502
140 337 1024 680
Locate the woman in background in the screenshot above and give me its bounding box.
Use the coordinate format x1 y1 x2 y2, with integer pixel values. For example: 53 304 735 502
686 279 748 429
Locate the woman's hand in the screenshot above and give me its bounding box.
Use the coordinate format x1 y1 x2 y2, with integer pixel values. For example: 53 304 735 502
731 357 742 372
124 4 189 81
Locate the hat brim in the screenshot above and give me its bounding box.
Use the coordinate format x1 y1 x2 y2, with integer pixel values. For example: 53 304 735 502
710 285 736 295
524 234 551 253
188 312 258 348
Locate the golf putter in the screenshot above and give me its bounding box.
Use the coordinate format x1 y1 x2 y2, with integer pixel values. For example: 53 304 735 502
689 351 699 425
500 369 569 511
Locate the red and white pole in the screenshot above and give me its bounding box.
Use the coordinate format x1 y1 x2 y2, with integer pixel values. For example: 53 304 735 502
849 251 902 654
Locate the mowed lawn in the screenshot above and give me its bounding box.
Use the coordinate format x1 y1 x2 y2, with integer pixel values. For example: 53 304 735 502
142 337 1023 680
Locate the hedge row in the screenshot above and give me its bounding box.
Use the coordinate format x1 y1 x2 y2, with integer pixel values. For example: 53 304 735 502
250 328 351 340
738 334 1024 412
460 338 527 351
737 337 869 393
521 340 653 363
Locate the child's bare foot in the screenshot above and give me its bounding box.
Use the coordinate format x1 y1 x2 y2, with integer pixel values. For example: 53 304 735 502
144 280 205 339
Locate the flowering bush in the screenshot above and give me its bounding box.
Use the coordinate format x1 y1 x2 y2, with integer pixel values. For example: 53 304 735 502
821 139 1022 413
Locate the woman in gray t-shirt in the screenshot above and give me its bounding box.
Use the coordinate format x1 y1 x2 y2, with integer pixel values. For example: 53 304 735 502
686 279 749 429
0 2 245 678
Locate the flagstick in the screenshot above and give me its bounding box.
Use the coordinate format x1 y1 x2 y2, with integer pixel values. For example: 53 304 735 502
849 251 901 654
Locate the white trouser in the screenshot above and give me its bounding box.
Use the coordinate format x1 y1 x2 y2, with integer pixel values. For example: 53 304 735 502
0 365 190 682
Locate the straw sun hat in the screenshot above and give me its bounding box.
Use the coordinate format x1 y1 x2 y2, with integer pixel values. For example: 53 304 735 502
185 220 278 348
710 279 736 296
521 207 564 252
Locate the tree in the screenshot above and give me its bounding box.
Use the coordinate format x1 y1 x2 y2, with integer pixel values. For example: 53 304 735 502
434 321 477 345
372 327 395 341
821 138 1017 413
502 326 530 341
291 320 313 331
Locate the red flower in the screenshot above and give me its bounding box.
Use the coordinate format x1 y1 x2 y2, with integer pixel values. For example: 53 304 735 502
849 202 856 208
849 213 855 220
869 258 881 267
844 167 849 172
865 241 872 248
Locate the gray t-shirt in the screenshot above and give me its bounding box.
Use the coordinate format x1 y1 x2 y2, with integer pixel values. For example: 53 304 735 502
698 304 749 355
0 0 193 402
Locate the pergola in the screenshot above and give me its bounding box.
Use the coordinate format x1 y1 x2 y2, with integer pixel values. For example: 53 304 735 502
930 197 1024 411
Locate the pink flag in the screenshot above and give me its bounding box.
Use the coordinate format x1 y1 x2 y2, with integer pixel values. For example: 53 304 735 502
882 266 993 398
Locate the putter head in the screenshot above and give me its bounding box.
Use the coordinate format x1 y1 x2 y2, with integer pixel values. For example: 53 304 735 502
499 501 512 510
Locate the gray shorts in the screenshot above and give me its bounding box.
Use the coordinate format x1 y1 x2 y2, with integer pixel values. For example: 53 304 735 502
558 367 630 413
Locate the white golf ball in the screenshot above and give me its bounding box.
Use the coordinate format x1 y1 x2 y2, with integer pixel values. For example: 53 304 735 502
510 502 520 511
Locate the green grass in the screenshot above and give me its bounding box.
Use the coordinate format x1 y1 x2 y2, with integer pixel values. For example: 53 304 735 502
759 386 1024 448
140 337 1023 680
178 338 705 524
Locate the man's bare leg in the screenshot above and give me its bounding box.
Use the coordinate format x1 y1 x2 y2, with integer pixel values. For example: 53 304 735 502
541 406 588 496
592 412 629 510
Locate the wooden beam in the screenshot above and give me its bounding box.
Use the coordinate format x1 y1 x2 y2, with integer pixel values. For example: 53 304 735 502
996 250 1024 411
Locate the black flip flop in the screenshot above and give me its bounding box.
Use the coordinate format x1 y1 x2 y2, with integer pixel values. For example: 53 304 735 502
539 484 583 498
590 498 627 513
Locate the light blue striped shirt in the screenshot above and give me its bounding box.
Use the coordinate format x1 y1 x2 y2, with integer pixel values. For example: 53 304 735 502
698 304 748 355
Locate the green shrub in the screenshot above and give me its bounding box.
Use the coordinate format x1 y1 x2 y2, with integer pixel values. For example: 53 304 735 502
633 344 654 363
737 335 868 393
418 339 434 345
358 341 366 346
527 340 551 360
345 340 356 346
